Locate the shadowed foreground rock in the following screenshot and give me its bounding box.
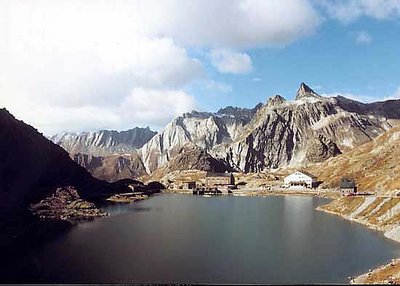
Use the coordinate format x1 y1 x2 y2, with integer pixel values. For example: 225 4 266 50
29 186 108 222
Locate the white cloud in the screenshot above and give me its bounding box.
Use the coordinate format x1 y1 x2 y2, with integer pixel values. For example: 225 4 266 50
320 0 400 23
355 31 373 45
137 0 321 49
210 50 253 74
120 88 196 129
6 88 196 135
0 0 322 134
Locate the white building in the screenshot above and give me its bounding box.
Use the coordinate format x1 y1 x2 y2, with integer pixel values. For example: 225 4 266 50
284 171 318 189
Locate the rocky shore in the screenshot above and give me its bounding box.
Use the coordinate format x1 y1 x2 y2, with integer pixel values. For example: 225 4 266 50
351 259 400 284
29 186 108 222
317 196 400 242
106 193 149 203
317 196 400 284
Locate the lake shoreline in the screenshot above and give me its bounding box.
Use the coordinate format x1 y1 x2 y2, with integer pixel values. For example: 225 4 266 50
3 191 398 284
316 196 400 284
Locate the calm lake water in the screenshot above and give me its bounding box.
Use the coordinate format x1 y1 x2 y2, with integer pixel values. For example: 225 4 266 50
1 194 400 284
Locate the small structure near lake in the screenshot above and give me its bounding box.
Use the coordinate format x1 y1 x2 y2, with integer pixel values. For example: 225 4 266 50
284 171 318 189
191 172 236 195
206 172 235 189
183 181 197 190
340 178 357 195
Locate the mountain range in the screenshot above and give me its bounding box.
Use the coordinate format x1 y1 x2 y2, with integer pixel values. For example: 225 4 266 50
51 83 400 182
51 127 156 156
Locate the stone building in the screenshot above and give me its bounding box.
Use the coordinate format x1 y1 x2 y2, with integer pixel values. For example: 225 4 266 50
205 172 235 189
340 178 357 195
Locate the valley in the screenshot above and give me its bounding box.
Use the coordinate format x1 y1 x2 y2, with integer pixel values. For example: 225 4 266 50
3 0 400 283
2 83 400 284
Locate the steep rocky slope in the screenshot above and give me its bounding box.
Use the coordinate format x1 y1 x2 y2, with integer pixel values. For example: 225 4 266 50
0 109 108 216
139 105 261 173
212 83 393 172
164 145 233 173
51 127 156 156
335 95 400 121
139 83 398 174
71 152 147 182
0 109 127 219
309 126 400 195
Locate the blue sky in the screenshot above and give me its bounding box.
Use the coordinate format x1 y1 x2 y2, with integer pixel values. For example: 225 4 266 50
1 0 400 134
192 17 400 112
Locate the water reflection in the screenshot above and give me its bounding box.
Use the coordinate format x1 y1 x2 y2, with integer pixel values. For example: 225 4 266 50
283 196 314 243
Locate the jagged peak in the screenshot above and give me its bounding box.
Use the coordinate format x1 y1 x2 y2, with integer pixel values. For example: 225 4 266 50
181 110 214 119
266 94 286 108
296 82 321 100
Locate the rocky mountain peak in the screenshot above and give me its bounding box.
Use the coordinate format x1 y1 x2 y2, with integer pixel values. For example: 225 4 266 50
266 95 286 108
296 82 320 100
217 104 263 119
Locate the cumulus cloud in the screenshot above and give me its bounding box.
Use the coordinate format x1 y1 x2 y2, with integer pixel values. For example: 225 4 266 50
210 50 253 74
355 31 373 45
6 88 196 135
119 88 196 129
0 0 322 134
139 0 321 49
320 0 400 23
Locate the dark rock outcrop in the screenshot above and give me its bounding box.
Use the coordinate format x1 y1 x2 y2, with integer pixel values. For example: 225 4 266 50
163 144 233 173
29 186 108 221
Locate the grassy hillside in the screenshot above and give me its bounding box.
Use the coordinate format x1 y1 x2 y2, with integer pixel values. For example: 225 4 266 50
308 126 400 195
